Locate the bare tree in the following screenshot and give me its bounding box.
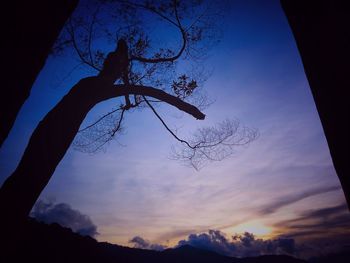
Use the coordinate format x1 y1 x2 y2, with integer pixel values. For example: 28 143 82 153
0 0 257 228
55 0 258 168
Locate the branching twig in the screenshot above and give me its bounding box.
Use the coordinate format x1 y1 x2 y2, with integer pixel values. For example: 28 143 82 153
143 95 258 170
128 0 187 63
171 119 258 170
143 95 193 148
117 0 179 27
74 107 126 153
67 18 101 72
79 107 123 132
87 5 101 67
66 1 256 169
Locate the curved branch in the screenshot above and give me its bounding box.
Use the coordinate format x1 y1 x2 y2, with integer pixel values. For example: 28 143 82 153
75 107 126 153
143 95 193 148
109 84 205 120
118 0 178 27
131 29 186 64
78 107 123 132
87 6 100 67
130 1 187 63
67 19 101 72
0 76 205 221
171 119 258 170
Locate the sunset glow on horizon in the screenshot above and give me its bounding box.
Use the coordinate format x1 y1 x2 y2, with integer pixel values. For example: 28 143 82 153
225 221 274 238
1 0 349 259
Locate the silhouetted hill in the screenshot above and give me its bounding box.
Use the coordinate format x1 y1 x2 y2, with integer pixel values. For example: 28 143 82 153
2 218 308 263
309 250 350 263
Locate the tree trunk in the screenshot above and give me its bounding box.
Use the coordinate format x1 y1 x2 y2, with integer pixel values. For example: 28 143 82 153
280 0 350 208
0 76 205 227
1 0 78 147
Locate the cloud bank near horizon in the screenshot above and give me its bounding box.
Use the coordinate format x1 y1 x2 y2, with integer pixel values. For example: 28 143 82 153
30 199 98 237
130 202 350 259
129 236 166 251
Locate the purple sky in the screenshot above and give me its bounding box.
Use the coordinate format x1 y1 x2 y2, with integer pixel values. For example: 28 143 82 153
1 0 349 259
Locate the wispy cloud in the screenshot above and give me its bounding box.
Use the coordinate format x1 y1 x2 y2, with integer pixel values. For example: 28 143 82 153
275 202 350 238
299 203 349 220
259 185 342 215
270 202 350 258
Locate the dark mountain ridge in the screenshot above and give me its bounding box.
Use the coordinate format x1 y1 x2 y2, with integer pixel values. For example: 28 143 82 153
0 218 310 263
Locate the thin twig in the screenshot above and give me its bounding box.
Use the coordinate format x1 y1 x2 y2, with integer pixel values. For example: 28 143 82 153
118 0 178 27
129 0 187 63
67 18 101 72
79 108 123 132
87 5 101 67
111 108 126 136
142 95 194 148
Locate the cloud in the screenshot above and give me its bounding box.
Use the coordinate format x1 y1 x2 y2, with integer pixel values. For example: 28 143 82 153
276 202 350 238
178 230 236 256
129 202 350 259
299 202 348 220
273 202 350 258
129 236 166 251
156 228 201 242
30 200 98 237
259 185 341 215
177 230 295 257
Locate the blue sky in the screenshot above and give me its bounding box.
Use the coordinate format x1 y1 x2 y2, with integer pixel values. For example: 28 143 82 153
0 0 348 258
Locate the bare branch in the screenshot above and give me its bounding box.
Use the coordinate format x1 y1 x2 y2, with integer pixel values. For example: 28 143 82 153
78 107 123 132
59 1 253 170
143 95 193 148
74 107 126 153
104 84 206 120
67 78 206 153
143 96 257 170
53 62 84 89
129 0 187 63
171 119 259 170
87 5 102 67
117 0 179 27
66 18 102 72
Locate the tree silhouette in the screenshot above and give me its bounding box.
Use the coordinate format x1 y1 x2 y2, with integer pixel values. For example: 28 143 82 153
281 0 350 209
0 0 257 229
58 0 257 168
1 0 78 147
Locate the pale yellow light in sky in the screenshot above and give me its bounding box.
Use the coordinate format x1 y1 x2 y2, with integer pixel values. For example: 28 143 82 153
224 220 274 238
